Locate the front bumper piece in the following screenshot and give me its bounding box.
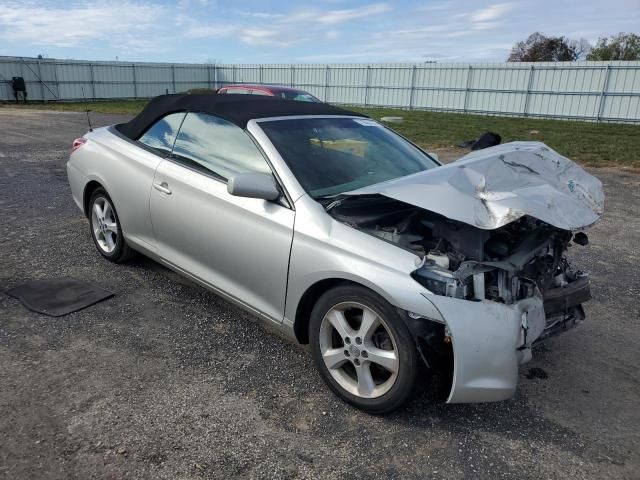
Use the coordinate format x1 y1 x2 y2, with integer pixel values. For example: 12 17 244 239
413 278 589 403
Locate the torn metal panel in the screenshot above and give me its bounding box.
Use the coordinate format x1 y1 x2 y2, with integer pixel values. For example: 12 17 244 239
346 142 604 231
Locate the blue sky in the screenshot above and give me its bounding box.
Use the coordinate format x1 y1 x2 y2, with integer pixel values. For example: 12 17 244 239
0 0 638 63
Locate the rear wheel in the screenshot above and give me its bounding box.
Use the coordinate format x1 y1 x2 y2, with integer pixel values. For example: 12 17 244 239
309 285 418 414
89 188 134 263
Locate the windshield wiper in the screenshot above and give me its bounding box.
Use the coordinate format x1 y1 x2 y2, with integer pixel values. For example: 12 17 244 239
325 198 344 212
322 194 374 212
313 194 348 211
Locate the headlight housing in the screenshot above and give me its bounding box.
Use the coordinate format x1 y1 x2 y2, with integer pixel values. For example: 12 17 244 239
411 264 469 298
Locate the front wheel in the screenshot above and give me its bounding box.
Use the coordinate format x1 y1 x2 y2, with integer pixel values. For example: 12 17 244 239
309 285 418 414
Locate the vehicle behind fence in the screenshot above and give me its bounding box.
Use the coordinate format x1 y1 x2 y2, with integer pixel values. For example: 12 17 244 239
1 56 639 123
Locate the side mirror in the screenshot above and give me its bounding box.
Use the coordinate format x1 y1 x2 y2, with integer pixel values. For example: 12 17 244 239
227 172 280 201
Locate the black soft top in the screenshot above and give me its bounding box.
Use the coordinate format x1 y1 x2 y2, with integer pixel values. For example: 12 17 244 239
117 93 365 139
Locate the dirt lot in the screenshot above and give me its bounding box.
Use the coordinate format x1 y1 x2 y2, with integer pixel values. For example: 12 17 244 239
1 108 639 480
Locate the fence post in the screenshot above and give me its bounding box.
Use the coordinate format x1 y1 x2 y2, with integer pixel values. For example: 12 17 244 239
259 64 263 84
132 64 137 99
408 65 417 110
324 65 330 102
364 65 371 106
596 65 612 122
207 65 212 90
89 63 96 100
19 60 26 96
463 65 473 113
214 64 218 89
290 65 295 87
523 64 535 116
232 65 236 83
171 64 176 93
52 60 60 101
36 59 46 102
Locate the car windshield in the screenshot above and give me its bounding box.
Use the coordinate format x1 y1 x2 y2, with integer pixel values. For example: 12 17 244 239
258 117 439 198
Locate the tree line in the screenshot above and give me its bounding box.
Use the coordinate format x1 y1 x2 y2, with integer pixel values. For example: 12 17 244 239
508 32 640 62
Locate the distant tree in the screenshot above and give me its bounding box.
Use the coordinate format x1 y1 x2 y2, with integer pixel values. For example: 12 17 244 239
508 32 589 62
587 33 640 60
570 38 593 60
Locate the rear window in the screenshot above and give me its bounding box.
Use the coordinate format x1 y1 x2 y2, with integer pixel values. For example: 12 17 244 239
276 91 320 102
222 88 251 95
138 112 186 155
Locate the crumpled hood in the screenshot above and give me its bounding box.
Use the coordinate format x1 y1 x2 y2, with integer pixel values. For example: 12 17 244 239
347 141 604 230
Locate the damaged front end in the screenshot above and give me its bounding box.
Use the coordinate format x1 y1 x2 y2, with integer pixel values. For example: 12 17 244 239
324 142 603 403
410 213 591 347
330 195 589 350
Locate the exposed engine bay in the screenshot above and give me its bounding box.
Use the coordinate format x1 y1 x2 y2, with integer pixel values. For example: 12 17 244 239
327 194 590 340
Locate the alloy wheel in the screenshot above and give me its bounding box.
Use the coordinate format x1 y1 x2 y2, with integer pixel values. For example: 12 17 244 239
318 301 399 399
91 196 119 254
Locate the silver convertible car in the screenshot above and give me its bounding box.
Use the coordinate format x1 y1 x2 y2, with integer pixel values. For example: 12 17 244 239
67 94 603 413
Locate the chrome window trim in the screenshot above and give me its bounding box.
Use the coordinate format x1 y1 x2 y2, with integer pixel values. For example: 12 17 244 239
255 114 368 123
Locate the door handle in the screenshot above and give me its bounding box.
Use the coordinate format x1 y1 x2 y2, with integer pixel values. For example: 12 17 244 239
153 182 172 195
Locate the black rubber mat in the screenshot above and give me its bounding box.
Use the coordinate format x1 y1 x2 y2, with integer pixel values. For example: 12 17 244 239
6 277 114 317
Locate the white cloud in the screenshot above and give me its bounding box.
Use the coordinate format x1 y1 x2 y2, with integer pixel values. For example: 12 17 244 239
1 0 637 64
0 1 164 48
177 0 215 8
285 3 390 25
239 29 293 47
471 21 499 30
469 2 515 23
388 24 461 40
177 3 390 48
178 15 295 47
236 11 284 20
235 4 389 25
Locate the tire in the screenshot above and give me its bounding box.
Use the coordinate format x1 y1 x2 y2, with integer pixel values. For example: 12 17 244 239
309 285 418 414
88 188 135 263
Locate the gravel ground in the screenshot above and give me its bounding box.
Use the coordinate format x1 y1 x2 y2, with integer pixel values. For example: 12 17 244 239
1 108 639 480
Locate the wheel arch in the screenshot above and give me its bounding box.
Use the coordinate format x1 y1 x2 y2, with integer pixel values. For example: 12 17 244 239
293 277 394 345
83 180 105 217
292 276 454 400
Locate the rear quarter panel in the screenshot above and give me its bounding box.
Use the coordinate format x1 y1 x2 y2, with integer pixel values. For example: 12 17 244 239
68 127 163 251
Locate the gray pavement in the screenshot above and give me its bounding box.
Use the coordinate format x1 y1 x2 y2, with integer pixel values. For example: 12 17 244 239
1 107 639 479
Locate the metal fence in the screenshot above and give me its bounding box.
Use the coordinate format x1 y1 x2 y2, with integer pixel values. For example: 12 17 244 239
1 56 639 123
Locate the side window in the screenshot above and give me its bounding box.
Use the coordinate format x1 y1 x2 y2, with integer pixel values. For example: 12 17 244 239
251 89 270 96
138 112 186 155
172 113 272 180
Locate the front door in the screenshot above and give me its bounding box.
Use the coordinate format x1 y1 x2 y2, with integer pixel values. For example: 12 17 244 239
149 112 295 322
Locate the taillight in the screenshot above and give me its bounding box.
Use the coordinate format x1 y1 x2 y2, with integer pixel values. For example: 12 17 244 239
71 137 87 154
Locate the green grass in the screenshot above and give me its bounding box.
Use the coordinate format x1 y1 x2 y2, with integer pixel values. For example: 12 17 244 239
4 99 151 115
351 107 640 169
3 100 638 169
